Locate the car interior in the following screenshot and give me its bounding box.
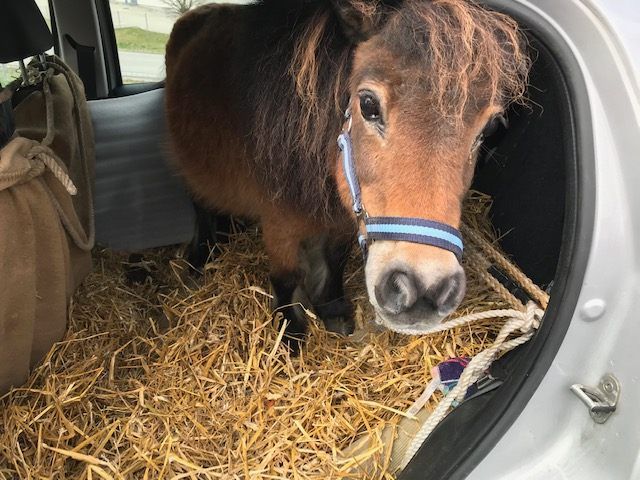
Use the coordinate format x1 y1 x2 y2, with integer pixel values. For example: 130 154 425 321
0 0 593 478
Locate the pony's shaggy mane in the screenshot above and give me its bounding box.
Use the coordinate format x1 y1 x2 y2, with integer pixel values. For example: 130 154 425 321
250 0 530 219
394 0 530 125
250 2 350 219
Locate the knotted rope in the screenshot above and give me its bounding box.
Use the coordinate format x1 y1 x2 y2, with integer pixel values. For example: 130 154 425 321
27 145 77 196
400 301 543 469
462 224 549 309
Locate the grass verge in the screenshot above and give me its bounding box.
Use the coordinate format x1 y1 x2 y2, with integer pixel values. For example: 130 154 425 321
115 27 169 55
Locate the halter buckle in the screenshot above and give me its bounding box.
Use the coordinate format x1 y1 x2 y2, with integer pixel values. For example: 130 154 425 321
344 107 353 133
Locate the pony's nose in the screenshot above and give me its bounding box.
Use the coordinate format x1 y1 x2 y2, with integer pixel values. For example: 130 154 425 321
375 268 465 318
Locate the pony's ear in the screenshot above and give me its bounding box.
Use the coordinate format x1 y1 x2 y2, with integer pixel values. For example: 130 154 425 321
329 0 388 42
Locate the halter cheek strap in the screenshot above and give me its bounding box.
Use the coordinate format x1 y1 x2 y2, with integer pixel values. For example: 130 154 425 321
337 129 464 262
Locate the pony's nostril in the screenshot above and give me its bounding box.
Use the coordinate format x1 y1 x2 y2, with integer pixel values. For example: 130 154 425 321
432 270 466 316
375 270 418 315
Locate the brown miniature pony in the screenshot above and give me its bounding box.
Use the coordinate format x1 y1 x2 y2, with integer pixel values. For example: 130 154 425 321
165 0 529 343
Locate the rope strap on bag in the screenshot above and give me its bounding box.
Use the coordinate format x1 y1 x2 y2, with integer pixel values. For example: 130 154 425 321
27 145 77 195
19 56 95 251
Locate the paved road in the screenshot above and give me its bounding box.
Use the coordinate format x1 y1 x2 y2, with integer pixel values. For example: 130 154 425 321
0 52 164 85
119 51 165 83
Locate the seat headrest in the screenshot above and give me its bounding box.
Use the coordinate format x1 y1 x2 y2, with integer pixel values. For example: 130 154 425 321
0 0 53 64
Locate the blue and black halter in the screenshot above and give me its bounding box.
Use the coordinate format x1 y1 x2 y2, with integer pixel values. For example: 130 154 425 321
337 110 464 261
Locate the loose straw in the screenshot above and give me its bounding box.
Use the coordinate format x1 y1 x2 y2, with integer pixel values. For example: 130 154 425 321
0 191 541 479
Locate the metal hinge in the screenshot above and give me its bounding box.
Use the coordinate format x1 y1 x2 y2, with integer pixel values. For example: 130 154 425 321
570 373 620 424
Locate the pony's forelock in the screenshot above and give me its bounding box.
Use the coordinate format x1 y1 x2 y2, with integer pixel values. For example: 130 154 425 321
397 0 530 125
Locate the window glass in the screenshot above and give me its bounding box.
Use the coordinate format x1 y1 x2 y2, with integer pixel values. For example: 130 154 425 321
111 0 253 84
0 0 53 87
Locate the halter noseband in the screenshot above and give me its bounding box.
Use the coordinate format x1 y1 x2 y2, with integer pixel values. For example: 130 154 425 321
337 109 464 261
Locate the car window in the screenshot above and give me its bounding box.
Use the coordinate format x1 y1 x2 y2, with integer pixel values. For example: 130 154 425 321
111 0 253 84
0 0 53 87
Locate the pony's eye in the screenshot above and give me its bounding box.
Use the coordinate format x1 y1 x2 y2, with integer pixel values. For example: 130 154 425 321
482 114 507 138
359 92 382 123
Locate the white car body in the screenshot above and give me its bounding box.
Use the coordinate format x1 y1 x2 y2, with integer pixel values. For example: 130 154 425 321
471 1 640 478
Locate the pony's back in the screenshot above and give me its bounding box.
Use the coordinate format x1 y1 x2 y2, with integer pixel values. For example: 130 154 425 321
165 0 351 220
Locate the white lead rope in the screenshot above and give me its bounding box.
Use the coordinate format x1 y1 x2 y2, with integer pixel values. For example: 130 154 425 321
400 301 543 469
377 305 535 336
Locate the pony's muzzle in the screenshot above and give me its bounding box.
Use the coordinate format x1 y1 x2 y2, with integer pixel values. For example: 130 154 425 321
375 267 465 319
366 242 466 331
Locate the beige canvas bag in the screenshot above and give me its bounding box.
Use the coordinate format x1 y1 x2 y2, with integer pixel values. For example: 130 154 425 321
0 57 94 394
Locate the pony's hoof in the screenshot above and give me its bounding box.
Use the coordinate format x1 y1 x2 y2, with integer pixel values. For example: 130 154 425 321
316 298 354 336
276 305 309 355
323 316 355 336
282 334 304 356
186 244 213 275
124 253 154 285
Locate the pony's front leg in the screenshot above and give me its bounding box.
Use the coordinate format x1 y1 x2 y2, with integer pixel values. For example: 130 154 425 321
301 234 354 336
186 202 218 272
262 212 320 350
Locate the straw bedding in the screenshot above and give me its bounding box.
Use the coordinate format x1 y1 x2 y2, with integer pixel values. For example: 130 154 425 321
1 192 523 479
